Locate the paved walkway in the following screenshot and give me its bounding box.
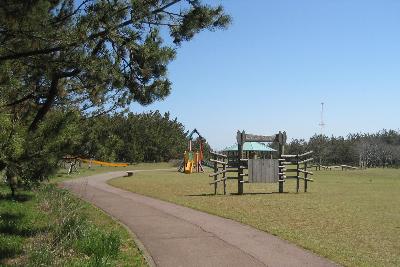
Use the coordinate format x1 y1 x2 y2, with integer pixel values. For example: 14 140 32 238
62 170 339 267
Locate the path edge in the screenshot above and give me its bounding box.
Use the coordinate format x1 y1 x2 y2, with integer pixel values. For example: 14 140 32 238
62 180 156 267
104 209 156 267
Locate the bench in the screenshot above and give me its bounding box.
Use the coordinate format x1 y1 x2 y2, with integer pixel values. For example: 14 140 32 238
126 171 134 177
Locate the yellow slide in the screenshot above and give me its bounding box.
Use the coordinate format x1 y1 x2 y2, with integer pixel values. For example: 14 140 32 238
80 158 128 167
184 161 194 174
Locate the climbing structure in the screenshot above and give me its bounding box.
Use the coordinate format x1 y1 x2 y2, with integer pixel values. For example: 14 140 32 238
179 128 205 174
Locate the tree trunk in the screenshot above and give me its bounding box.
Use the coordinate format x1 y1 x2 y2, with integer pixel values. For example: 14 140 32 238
28 75 60 132
8 176 17 198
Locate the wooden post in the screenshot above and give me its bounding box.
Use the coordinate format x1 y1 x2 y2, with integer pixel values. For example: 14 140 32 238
223 158 227 195
296 154 300 193
278 133 285 193
237 131 244 195
213 154 218 195
304 161 308 192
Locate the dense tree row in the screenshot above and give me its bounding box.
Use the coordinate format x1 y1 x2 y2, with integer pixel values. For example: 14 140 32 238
78 111 197 163
286 130 400 167
1 108 211 188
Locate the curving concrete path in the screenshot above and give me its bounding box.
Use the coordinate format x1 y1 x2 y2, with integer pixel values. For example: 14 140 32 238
61 170 339 267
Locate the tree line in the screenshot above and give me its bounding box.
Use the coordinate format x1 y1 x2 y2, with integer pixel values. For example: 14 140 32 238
77 111 201 163
1 109 212 184
286 130 400 167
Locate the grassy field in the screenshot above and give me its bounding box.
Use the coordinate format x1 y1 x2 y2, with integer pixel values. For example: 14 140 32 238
109 167 400 267
51 161 175 183
0 163 158 266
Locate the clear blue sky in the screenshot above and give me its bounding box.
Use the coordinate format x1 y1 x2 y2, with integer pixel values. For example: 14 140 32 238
132 0 400 150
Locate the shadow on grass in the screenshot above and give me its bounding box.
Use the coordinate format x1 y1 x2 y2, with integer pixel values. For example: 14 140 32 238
0 211 46 262
0 246 23 262
0 203 45 262
0 193 33 202
186 192 288 197
184 193 220 197
0 212 40 237
230 191 290 195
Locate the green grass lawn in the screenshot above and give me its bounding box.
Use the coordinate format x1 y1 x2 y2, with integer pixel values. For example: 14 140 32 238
51 161 175 183
0 163 159 266
109 167 400 267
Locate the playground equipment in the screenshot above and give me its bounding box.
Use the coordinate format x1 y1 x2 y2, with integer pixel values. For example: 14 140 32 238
80 158 128 167
61 157 128 175
179 128 205 174
61 156 81 174
209 130 314 195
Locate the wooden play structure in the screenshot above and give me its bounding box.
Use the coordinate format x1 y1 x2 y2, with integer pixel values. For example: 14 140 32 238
209 130 314 195
61 156 81 174
179 129 205 174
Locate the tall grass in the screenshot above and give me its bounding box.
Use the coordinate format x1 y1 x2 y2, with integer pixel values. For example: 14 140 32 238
0 182 146 266
26 185 123 266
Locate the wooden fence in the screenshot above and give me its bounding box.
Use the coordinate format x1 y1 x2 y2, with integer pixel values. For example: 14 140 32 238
279 151 314 193
208 131 316 195
208 151 228 195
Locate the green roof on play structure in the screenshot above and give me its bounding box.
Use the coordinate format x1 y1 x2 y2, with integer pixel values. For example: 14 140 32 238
222 142 276 152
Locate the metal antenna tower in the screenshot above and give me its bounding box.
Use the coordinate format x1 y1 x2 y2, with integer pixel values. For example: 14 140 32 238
318 102 325 135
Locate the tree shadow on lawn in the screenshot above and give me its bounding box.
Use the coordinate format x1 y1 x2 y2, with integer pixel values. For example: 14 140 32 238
185 193 220 197
0 246 24 263
0 198 46 262
0 211 47 262
0 193 33 202
0 212 39 237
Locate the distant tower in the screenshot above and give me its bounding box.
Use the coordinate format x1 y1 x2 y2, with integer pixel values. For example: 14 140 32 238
318 102 325 136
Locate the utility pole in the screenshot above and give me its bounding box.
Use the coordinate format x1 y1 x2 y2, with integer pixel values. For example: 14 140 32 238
319 102 325 135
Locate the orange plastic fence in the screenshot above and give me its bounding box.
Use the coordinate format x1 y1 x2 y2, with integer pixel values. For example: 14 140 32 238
80 158 128 167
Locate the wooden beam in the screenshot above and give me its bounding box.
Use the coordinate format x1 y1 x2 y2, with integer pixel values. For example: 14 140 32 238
281 154 297 158
209 178 227 184
208 169 228 177
298 177 314 182
210 151 227 158
243 133 276 143
298 169 314 175
298 158 313 164
299 151 313 157
210 159 227 165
